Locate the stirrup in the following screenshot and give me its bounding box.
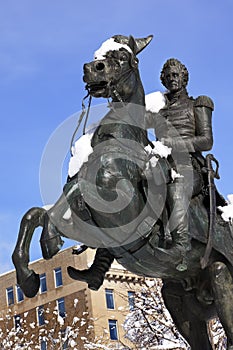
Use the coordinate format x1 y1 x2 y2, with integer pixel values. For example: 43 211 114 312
176 256 188 272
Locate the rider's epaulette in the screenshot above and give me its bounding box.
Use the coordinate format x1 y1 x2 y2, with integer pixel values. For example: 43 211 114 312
194 95 214 111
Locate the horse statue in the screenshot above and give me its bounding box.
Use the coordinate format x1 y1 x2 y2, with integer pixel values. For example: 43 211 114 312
12 34 233 350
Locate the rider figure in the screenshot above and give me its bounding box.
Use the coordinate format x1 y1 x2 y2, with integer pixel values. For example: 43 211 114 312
146 58 214 271
68 58 214 288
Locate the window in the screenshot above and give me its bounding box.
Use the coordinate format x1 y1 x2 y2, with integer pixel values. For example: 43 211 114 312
108 319 118 340
105 288 115 309
6 286 14 306
40 273 47 293
40 339 47 350
14 314 21 331
63 340 68 350
54 267 63 287
61 328 68 349
37 305 45 326
128 291 135 310
16 285 24 302
57 297 66 318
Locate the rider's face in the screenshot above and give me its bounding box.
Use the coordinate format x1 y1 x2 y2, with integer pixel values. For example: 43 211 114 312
163 66 183 93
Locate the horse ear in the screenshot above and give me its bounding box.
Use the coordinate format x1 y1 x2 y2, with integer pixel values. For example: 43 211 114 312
128 35 138 56
134 35 153 55
112 34 153 55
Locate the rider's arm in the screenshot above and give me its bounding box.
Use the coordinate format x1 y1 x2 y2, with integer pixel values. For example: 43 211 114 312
192 97 214 151
162 96 214 152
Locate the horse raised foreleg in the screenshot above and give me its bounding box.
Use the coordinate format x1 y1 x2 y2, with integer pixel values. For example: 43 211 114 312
210 261 233 349
12 181 78 298
40 181 82 259
12 207 46 298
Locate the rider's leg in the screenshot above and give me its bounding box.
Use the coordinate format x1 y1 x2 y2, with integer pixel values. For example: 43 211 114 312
209 261 233 349
67 248 114 290
166 177 191 271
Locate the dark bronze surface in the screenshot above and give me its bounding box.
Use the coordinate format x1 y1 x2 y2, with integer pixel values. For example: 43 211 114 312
12 36 233 349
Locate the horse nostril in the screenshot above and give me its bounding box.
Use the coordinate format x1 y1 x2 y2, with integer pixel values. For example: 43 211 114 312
95 62 105 71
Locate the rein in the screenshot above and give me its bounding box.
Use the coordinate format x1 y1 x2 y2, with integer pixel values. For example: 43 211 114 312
69 92 92 156
110 66 135 102
69 66 135 156
69 62 149 157
109 83 153 151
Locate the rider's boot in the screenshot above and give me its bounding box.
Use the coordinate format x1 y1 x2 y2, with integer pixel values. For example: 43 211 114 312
166 178 191 271
67 248 114 290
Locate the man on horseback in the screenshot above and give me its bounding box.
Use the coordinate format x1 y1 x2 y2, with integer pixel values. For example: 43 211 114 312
67 58 214 286
146 58 214 271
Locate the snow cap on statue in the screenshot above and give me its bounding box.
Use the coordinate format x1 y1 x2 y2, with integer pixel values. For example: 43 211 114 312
94 34 153 60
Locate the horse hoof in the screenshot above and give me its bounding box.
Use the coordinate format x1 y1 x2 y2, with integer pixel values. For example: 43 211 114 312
20 270 40 298
40 235 64 260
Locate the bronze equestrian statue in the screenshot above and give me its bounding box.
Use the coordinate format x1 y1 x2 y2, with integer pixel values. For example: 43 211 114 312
12 34 233 350
69 57 215 283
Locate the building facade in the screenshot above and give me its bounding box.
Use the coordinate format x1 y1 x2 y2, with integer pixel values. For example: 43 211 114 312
0 247 145 349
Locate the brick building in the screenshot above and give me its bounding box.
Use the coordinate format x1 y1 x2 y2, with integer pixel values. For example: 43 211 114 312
0 247 145 349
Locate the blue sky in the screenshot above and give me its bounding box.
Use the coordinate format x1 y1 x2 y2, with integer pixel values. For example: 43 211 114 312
0 0 233 273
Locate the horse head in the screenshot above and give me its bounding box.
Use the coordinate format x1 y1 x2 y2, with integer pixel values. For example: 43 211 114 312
83 34 153 102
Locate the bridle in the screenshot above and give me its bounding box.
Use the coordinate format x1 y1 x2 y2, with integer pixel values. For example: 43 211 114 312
69 55 145 155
